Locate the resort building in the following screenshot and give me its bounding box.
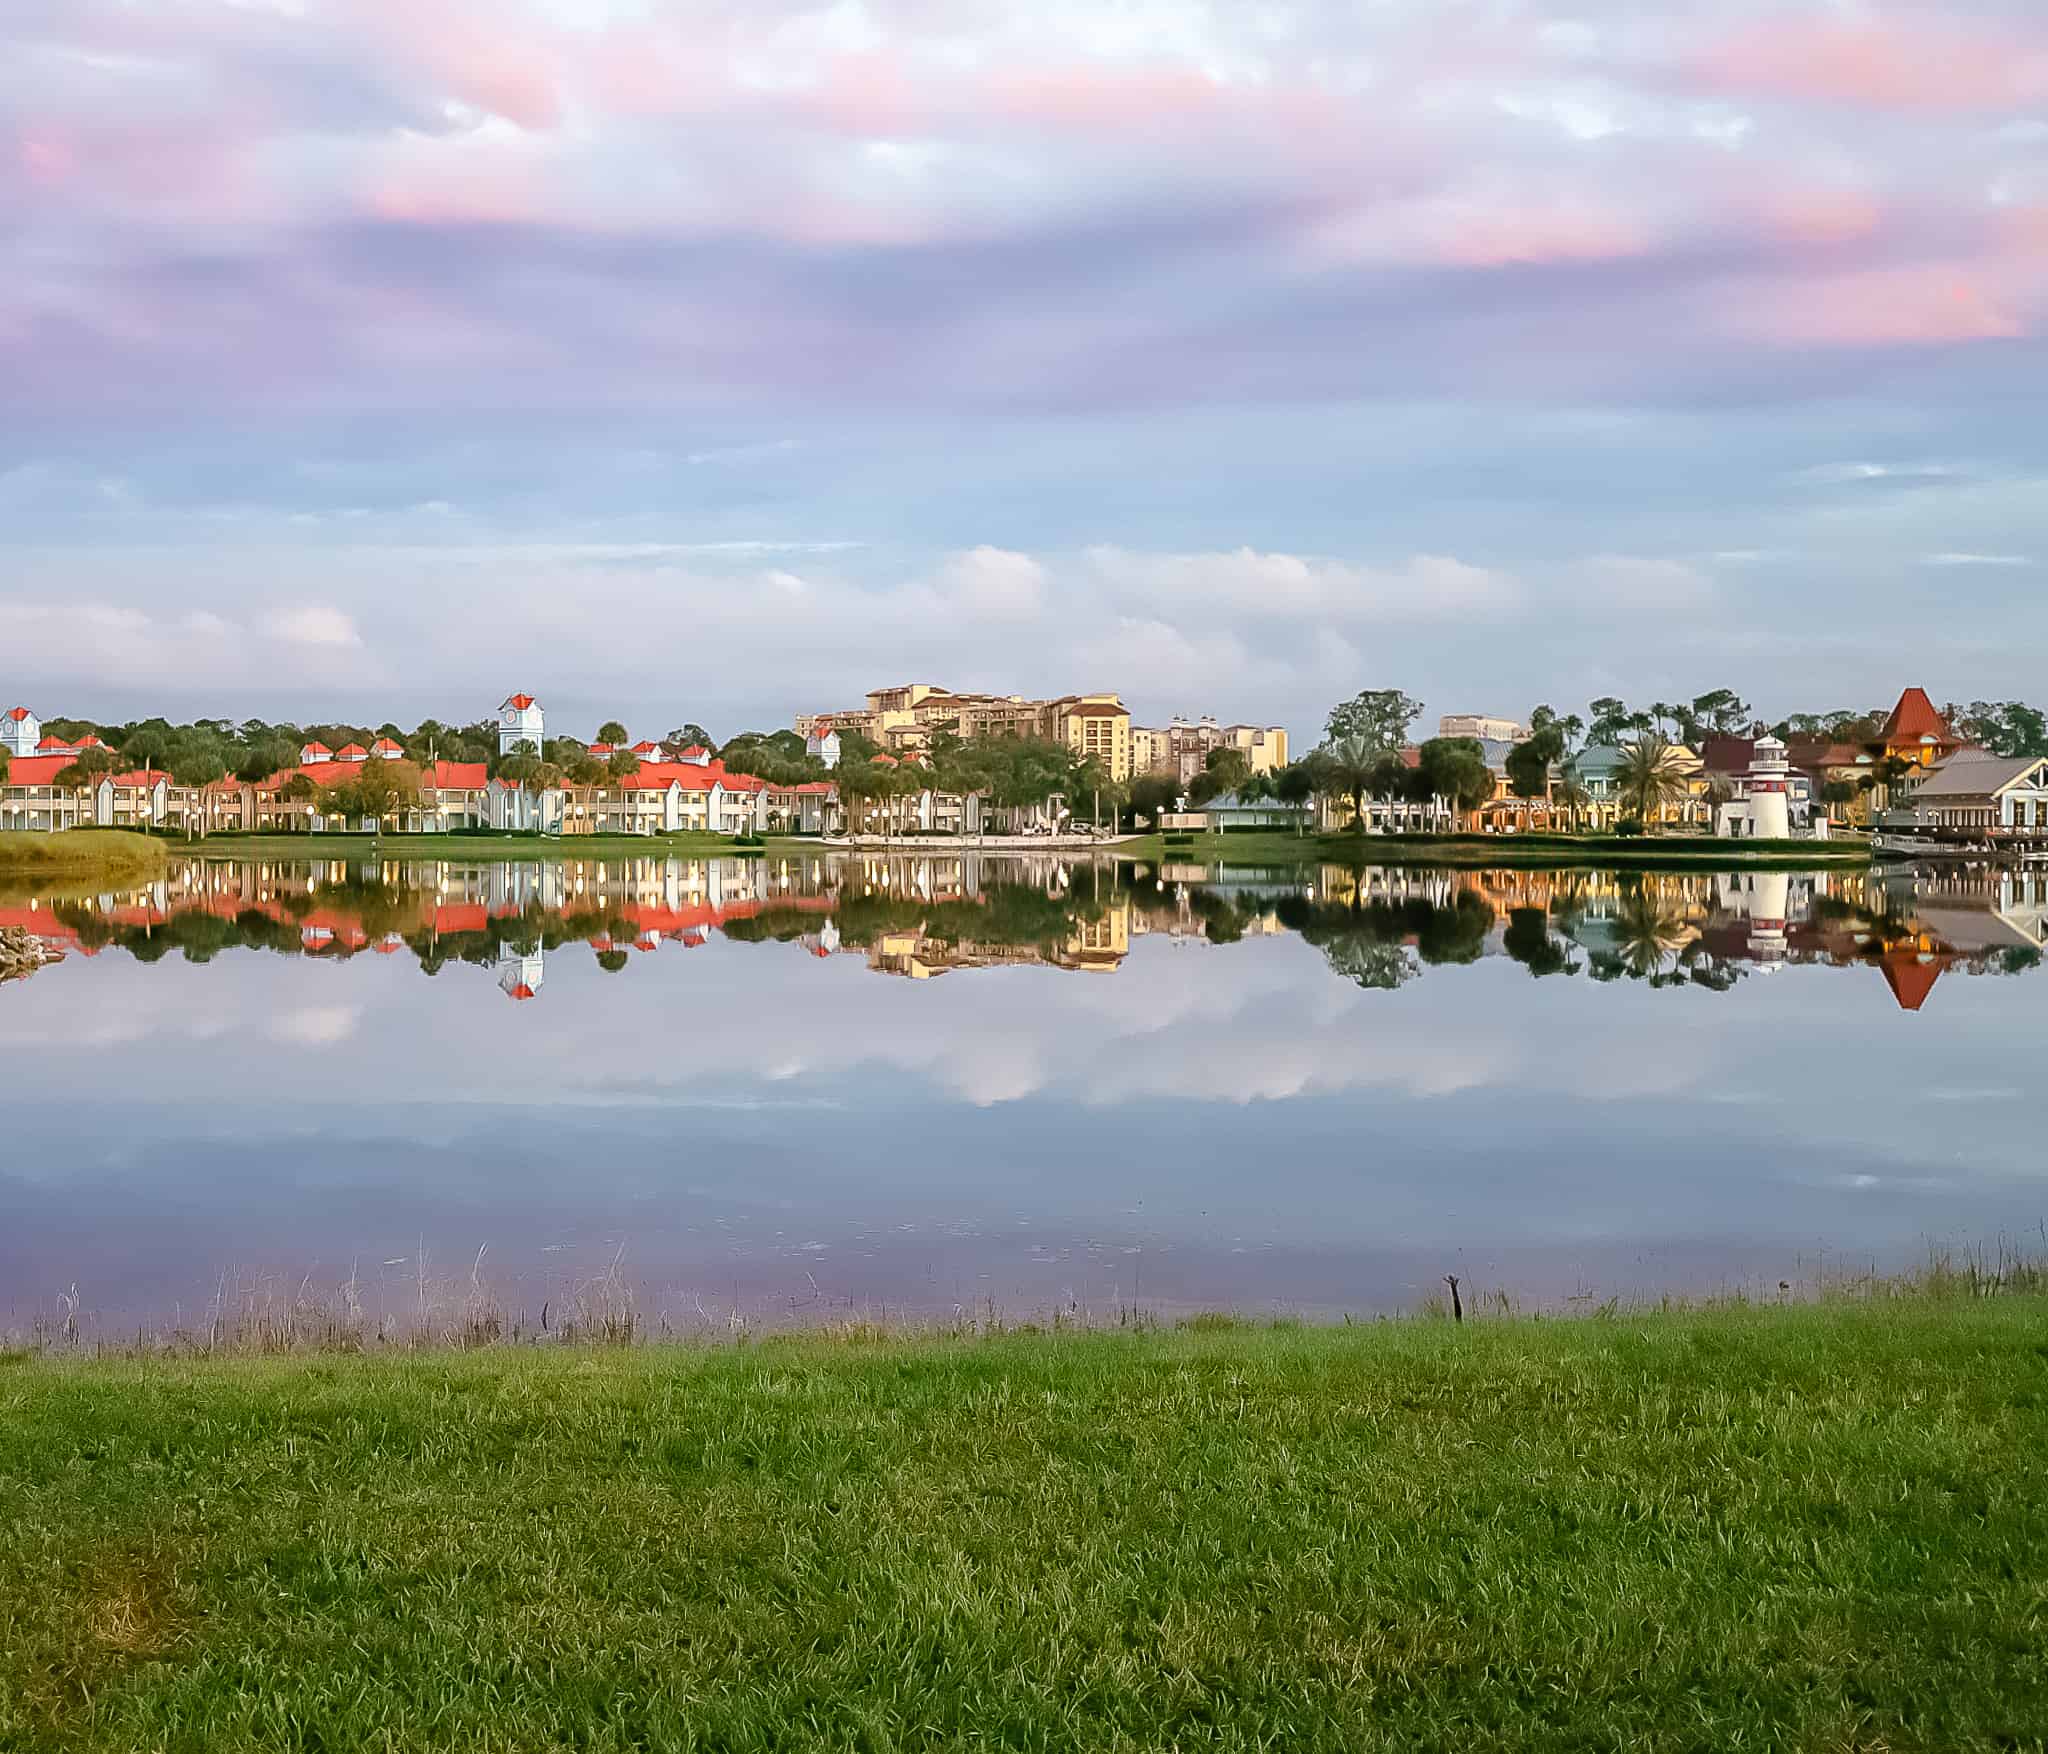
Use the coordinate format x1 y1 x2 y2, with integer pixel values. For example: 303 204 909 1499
1895 752 2048 837
1 755 89 831
1129 718 1290 786
1439 714 1530 744
800 684 1139 781
1879 688 1966 771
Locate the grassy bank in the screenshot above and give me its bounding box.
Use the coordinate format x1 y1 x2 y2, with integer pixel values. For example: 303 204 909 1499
0 829 168 891
1128 829 1871 869
6 1299 2044 1751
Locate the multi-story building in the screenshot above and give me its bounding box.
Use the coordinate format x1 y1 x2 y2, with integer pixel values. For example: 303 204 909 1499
1439 714 1530 744
1129 717 1289 786
799 685 1138 781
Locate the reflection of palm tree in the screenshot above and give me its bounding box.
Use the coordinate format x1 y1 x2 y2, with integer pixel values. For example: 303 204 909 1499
1614 879 1696 980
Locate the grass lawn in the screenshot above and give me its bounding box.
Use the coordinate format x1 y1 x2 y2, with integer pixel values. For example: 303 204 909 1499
1127 829 1871 869
5 1299 2044 1750
0 830 168 891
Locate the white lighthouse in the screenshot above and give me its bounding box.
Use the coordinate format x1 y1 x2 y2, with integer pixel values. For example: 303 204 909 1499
1717 736 1794 840
498 692 545 758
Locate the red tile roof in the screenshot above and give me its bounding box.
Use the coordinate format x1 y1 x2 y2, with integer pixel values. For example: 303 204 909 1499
335 743 370 759
5 707 30 722
1878 949 1946 1012
373 737 405 753
300 740 333 755
2 755 74 784
618 760 763 793
424 760 488 791
1882 688 1957 745
504 693 537 710
107 770 166 789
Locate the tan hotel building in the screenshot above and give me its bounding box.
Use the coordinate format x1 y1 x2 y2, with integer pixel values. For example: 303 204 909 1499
801 685 1137 781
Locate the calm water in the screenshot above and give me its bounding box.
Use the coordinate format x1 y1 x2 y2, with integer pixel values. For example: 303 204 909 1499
4 851 2044 1334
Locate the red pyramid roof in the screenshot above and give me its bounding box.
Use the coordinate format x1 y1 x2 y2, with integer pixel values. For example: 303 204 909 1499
1882 689 1956 745
1878 949 1945 1012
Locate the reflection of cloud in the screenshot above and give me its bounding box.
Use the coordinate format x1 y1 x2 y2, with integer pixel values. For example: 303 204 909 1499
271 1006 361 1047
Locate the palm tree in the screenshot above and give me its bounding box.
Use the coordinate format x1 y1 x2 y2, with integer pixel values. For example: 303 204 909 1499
1614 736 1690 832
1315 736 1404 833
1554 766 1591 833
279 772 319 832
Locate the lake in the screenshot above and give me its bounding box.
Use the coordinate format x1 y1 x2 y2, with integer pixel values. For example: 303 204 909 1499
3 850 2044 1338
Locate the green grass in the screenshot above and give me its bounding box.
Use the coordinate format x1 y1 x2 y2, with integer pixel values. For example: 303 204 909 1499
5 1300 2045 1751
0 830 168 889
1126 829 1871 869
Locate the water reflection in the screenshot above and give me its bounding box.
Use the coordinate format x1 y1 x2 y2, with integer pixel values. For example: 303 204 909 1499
7 852 2045 1332
9 854 2039 1012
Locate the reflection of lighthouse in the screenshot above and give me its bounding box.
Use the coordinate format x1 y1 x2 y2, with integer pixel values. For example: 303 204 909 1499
497 948 544 1001
1744 870 1789 966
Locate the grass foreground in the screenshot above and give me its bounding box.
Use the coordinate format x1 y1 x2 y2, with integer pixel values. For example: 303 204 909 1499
0 829 168 890
5 1298 2045 1751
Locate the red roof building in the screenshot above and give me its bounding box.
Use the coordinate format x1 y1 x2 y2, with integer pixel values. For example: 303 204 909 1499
1881 689 1965 766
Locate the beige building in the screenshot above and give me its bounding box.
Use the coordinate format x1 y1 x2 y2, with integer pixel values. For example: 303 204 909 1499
799 685 1136 781
1130 717 1290 785
1439 714 1530 744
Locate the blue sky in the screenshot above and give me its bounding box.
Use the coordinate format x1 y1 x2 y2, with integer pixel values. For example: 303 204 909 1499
5 0 2046 743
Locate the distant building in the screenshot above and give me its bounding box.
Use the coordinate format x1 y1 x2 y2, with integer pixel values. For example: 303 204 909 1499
498 692 545 757
1130 717 1289 785
801 684 1138 781
805 726 842 767
2 707 42 760
1439 714 1530 744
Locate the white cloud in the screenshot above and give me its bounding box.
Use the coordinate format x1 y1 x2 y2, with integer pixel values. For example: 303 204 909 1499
265 606 363 647
1081 546 1518 622
1921 552 2029 567
935 545 1047 619
270 1006 360 1047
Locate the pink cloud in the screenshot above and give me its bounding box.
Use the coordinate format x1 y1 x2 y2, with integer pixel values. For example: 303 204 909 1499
1725 264 2026 347
1754 188 1885 248
1441 205 1651 268
1690 17 2048 111
19 137 76 184
983 65 1225 133
346 1 564 130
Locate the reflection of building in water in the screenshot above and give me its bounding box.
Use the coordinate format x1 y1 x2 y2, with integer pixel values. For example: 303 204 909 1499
497 950 544 1001
10 852 2045 1010
1860 866 2048 1010
864 898 1133 977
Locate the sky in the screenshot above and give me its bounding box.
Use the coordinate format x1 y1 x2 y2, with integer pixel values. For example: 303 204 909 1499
4 0 2046 744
